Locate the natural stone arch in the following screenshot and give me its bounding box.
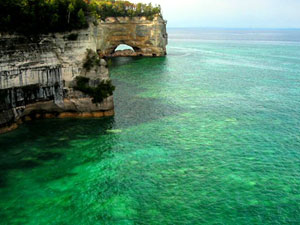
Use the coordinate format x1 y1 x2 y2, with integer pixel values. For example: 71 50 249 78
0 16 168 133
96 16 168 57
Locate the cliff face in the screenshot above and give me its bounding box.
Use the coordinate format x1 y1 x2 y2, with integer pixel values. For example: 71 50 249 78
96 16 168 57
0 16 167 133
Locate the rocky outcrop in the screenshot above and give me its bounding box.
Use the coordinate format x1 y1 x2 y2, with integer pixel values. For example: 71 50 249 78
96 16 168 57
0 16 167 133
0 27 114 134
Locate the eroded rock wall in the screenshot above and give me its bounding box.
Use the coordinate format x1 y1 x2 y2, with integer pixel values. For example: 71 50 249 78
96 16 168 57
0 25 114 133
0 16 167 133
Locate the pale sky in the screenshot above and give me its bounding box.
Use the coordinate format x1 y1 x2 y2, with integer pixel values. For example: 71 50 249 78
131 0 300 28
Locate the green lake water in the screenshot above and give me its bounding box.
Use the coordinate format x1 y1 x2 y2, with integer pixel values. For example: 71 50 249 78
1 29 300 224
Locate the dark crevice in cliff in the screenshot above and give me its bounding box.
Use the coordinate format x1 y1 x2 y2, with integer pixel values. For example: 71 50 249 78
0 66 63 127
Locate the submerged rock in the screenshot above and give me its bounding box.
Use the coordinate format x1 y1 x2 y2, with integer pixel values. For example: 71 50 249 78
106 129 123 134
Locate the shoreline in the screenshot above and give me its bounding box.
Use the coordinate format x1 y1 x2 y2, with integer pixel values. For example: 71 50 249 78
0 109 115 134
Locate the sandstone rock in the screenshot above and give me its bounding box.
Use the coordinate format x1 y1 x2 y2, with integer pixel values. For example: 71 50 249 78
0 16 168 133
112 50 138 57
96 16 168 57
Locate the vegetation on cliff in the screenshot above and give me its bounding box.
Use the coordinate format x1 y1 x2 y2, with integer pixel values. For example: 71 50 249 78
0 0 162 35
83 49 101 72
74 76 115 104
89 0 161 20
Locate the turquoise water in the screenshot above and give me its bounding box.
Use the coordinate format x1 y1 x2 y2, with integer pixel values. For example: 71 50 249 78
1 29 300 224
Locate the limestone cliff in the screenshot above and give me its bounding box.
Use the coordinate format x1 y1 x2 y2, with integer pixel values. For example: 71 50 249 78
0 16 167 133
96 16 167 57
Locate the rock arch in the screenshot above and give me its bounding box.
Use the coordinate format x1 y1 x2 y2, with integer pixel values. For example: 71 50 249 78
0 16 168 133
95 16 168 57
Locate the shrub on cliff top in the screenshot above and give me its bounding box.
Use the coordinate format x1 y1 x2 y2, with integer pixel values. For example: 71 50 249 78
0 0 162 35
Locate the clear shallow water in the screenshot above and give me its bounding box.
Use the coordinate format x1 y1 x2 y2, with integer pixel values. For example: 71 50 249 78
1 28 300 224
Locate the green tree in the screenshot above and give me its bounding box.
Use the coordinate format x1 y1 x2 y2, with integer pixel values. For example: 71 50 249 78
0 0 162 34
68 2 75 24
77 8 86 27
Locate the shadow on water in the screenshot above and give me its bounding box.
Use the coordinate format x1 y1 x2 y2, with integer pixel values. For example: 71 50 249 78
0 172 6 188
108 56 145 67
0 117 116 187
110 56 184 128
114 79 184 127
0 56 181 189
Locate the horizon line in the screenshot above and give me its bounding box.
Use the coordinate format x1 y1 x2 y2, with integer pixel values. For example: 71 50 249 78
166 26 300 30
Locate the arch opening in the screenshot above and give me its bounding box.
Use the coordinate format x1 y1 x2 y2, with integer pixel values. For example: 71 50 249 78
114 44 134 52
111 44 141 57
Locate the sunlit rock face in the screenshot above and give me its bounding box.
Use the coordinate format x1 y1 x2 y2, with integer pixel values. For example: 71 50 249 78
0 16 168 133
96 16 168 57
